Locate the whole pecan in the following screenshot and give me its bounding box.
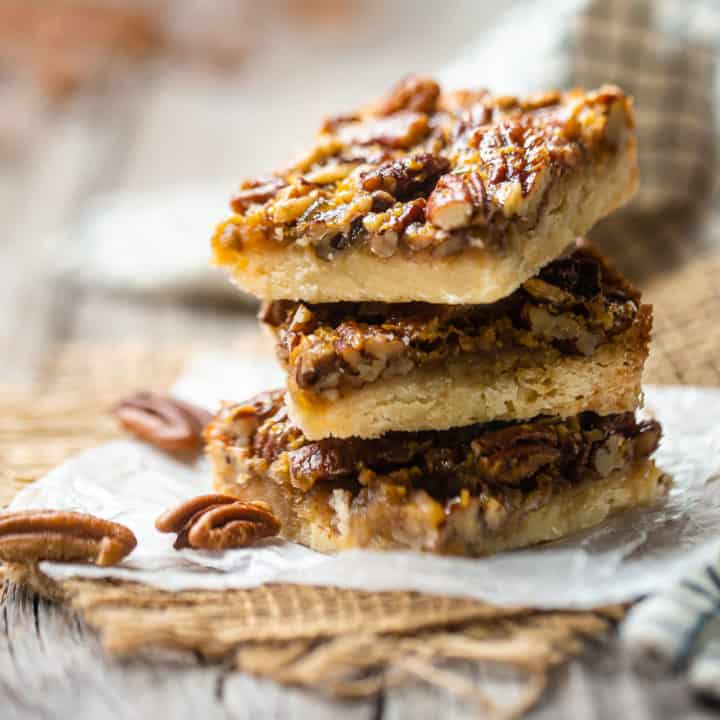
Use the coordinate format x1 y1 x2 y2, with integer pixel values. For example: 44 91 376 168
155 494 280 550
0 510 137 566
111 391 213 454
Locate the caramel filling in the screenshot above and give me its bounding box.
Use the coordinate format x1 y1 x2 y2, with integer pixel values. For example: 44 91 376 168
206 390 661 510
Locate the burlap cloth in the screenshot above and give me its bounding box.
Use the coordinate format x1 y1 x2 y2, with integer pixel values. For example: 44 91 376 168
1 251 718 717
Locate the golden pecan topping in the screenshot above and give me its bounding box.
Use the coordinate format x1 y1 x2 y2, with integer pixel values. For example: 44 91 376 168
360 152 450 199
0 510 137 566
520 89 561 111
111 391 212 454
376 74 440 115
212 79 635 262
438 88 490 112
231 178 287 213
321 112 362 133
155 494 281 550
426 172 487 230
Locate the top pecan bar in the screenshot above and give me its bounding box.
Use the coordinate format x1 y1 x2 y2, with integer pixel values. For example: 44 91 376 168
212 76 637 303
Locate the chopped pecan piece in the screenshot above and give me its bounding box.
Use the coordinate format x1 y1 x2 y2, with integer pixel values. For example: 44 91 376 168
439 88 491 113
111 391 212 454
633 421 662 459
258 299 295 327
360 153 450 199
426 172 486 230
339 111 429 149
206 391 283 448
476 444 563 486
376 75 440 115
522 277 574 305
272 194 315 224
287 443 354 491
231 178 287 213
524 306 600 356
370 190 395 211
537 255 602 298
0 510 137 566
392 198 426 231
427 174 472 229
520 89 561 111
155 494 280 550
470 424 560 456
321 112 362 133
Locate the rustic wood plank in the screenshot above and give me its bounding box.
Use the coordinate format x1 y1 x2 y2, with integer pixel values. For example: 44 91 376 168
525 638 720 720
0 90 145 385
223 672 375 720
0 582 378 720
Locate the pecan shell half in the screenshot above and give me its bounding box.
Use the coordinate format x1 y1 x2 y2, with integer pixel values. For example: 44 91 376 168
111 391 213 454
0 510 137 566
155 494 280 550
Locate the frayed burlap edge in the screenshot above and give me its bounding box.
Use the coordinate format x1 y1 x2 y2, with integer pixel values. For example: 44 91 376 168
2 562 623 718
3 289 708 720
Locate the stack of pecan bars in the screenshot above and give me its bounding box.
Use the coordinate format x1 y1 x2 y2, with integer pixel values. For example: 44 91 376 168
206 76 668 556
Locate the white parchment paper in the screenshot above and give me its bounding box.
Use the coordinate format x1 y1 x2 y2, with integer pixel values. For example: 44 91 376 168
9 354 720 608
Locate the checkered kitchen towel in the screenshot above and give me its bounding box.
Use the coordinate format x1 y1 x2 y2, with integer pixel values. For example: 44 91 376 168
441 0 719 277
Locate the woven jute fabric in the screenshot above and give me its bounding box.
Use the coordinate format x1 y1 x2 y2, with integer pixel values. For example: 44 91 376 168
0 343 621 717
0 253 716 715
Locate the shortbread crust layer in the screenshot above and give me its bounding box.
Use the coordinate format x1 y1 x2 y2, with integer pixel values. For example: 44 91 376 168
286 323 650 439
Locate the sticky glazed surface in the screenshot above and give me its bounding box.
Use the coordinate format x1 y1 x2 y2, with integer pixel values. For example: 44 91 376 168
212 77 635 266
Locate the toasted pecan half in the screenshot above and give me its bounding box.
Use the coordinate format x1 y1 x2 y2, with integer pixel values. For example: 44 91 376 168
111 391 212 454
156 494 280 550
0 510 137 566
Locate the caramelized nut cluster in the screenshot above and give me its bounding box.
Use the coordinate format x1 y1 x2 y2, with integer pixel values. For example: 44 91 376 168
213 77 633 261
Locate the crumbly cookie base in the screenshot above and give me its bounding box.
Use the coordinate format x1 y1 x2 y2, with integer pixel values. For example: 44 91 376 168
219 139 637 304
209 452 668 556
286 307 651 440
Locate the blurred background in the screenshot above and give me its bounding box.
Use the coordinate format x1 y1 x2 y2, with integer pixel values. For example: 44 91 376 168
1 0 718 387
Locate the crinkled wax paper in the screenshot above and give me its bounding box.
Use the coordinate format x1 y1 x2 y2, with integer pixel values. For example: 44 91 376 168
9 354 720 608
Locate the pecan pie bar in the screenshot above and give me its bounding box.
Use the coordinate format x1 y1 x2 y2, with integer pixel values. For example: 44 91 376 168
205 390 668 555
211 76 637 304
261 242 651 439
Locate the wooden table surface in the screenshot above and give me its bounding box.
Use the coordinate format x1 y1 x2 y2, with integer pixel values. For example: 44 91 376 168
1 20 719 716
